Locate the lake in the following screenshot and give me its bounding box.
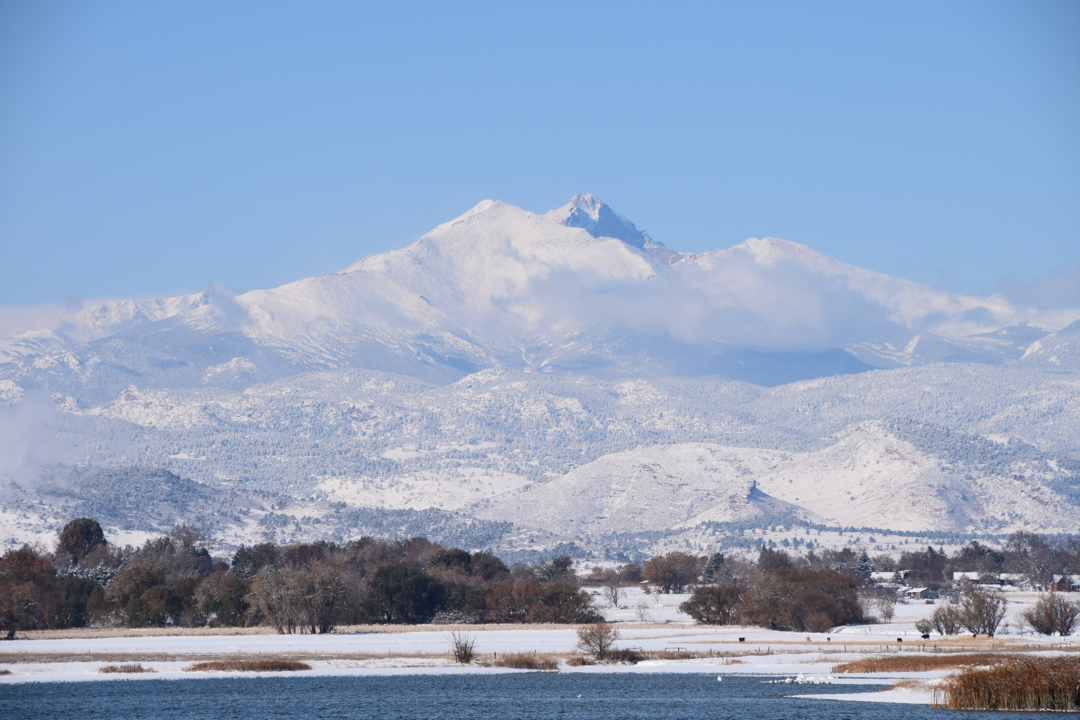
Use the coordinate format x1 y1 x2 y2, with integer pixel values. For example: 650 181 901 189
0 673 1037 719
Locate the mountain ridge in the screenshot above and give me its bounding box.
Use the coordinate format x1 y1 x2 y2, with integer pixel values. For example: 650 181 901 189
2 195 1078 558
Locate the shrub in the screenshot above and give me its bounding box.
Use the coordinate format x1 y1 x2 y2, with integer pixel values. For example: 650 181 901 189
1023 593 1080 636
449 632 476 663
99 664 155 674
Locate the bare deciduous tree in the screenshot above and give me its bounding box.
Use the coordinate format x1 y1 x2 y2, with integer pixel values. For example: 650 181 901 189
876 594 896 623
604 577 621 608
1023 593 1080 636
960 587 1008 637
577 621 620 660
643 552 701 594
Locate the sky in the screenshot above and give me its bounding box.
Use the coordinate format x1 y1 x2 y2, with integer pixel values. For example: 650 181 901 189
1 0 1078 307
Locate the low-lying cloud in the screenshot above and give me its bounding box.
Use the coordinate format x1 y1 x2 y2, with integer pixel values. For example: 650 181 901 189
0 391 63 488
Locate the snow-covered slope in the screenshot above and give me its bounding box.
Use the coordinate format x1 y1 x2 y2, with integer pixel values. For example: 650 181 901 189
474 444 802 537
750 420 1080 534
474 420 1079 540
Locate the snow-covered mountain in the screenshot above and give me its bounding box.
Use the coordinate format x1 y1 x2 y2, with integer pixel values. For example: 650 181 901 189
2 195 1079 557
4 194 1073 400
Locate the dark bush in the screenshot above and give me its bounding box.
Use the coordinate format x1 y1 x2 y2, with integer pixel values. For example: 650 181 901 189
680 583 741 625
362 563 447 624
57 519 107 565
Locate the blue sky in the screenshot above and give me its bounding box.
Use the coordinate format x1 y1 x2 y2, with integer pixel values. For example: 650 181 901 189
1 0 1077 306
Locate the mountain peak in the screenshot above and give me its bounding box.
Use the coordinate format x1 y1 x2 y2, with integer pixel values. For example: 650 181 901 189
543 194 662 250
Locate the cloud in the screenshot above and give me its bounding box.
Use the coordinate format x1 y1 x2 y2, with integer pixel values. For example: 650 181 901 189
468 248 990 351
0 392 64 487
0 304 72 341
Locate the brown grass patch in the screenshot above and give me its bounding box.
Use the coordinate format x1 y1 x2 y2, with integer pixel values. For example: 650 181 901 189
566 656 595 666
833 653 1016 674
184 659 312 672
99 664 155 674
607 648 647 663
934 656 1080 712
492 653 558 671
650 649 703 660
0 668 10 676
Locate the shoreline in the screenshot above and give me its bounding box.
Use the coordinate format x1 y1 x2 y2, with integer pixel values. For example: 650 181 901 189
2 622 1074 708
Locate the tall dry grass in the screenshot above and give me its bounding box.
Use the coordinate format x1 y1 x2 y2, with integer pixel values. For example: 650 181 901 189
833 653 1014 674
184 659 312 672
491 653 558 671
99 664 155 674
933 656 1080 712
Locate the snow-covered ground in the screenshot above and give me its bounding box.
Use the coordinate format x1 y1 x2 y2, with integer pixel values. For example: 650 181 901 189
3 585 1075 711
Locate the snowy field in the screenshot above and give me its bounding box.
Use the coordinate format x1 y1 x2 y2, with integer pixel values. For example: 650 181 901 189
2 586 1077 709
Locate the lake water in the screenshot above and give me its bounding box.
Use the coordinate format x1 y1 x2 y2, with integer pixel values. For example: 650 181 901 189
0 673 1037 719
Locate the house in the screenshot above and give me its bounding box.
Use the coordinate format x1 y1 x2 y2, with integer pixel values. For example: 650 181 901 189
953 572 1044 591
871 571 907 584
1051 575 1080 592
905 587 938 600
999 573 1039 591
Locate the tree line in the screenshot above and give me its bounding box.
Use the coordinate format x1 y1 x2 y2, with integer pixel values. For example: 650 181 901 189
0 518 602 637
4 519 1079 638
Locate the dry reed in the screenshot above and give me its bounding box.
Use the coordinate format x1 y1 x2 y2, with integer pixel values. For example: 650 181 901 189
566 656 594 667
99 664 155 674
184 659 312 672
933 656 1080 712
833 653 1014 674
491 653 558 671
0 668 10 676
